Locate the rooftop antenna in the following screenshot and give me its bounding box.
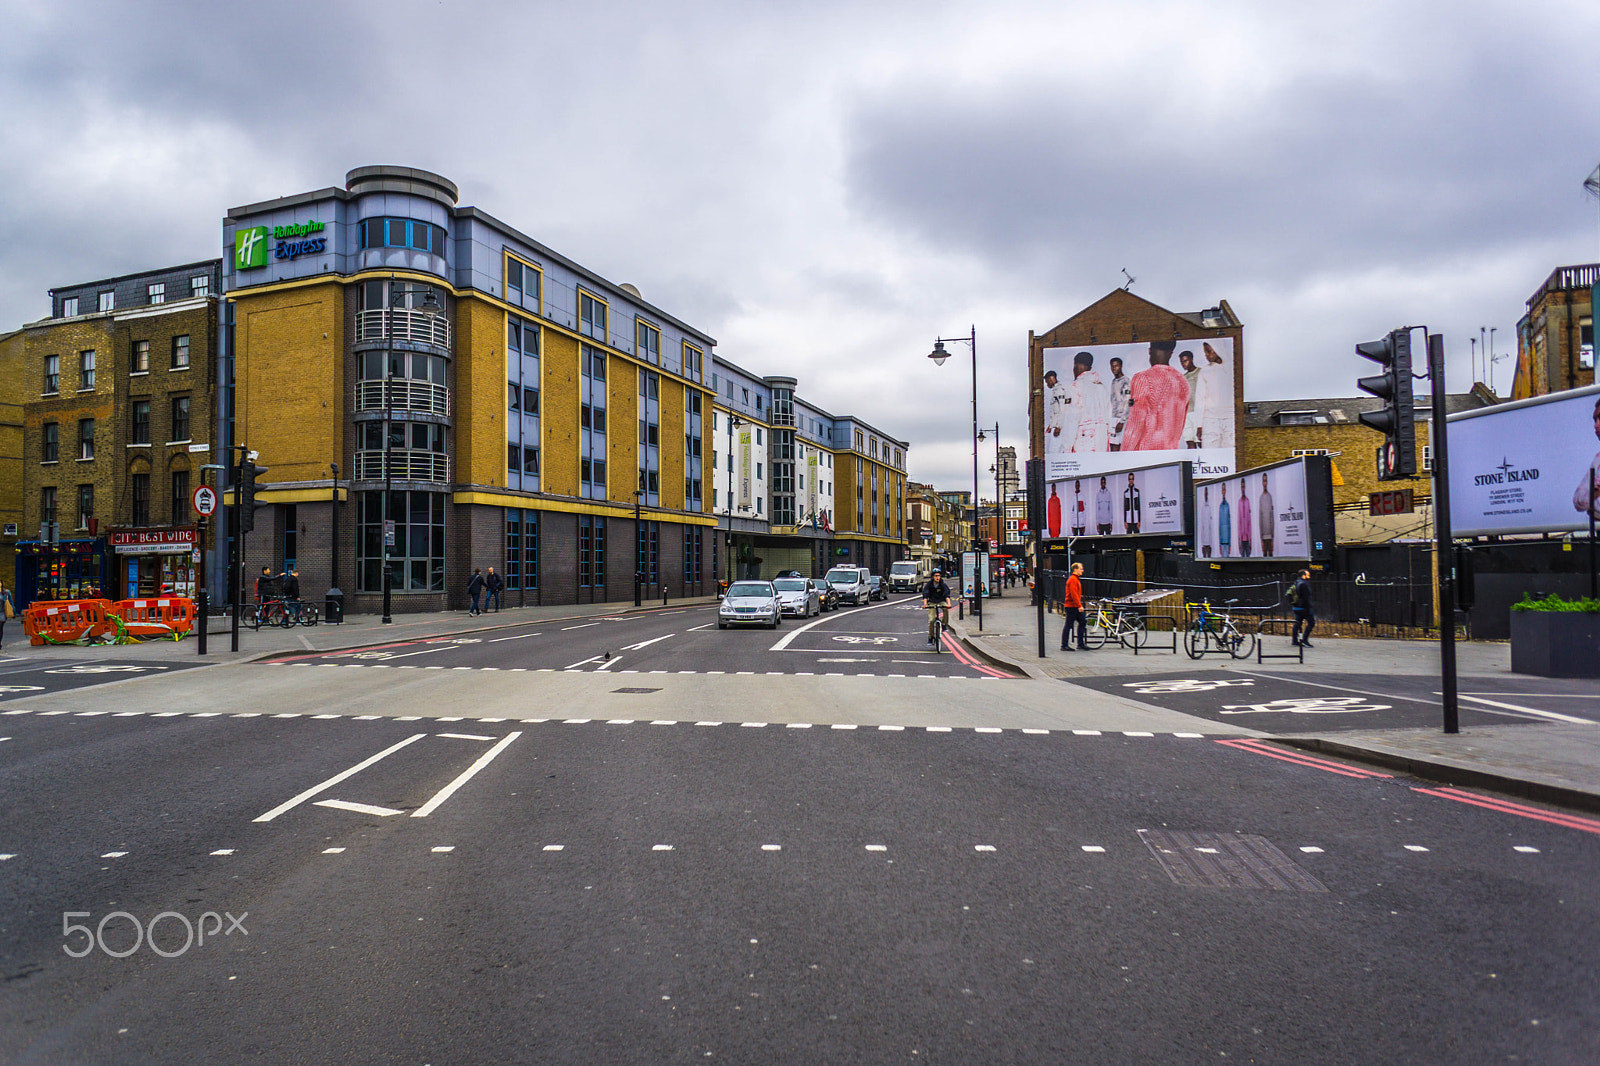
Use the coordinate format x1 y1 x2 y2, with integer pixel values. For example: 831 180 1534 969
1120 268 1135 291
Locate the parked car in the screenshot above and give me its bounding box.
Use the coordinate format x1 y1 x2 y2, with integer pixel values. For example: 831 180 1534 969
773 576 822 618
824 566 871 606
718 580 782 629
868 574 886 601
817 583 841 612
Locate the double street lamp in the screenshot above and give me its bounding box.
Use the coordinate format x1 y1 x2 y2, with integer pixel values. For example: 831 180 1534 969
978 422 1001 596
383 277 444 625
723 413 746 584
927 326 984 633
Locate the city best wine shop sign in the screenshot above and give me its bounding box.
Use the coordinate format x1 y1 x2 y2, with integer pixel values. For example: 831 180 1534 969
235 220 327 270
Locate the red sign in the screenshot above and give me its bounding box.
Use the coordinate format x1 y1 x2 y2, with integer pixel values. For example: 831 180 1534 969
193 485 218 516
109 529 197 548
1368 489 1415 516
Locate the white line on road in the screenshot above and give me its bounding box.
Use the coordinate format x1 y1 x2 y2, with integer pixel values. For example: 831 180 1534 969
411 731 523 818
688 623 714 631
1082 845 1106 853
254 733 427 822
768 598 894 652
565 655 606 670
1451 694 1597 725
865 844 887 851
653 844 674 851
489 633 536 642
432 846 455 853
437 732 496 741
314 799 405 817
543 844 564 851
211 849 235 856
322 847 346 854
596 657 622 671
621 634 675 651
562 623 601 631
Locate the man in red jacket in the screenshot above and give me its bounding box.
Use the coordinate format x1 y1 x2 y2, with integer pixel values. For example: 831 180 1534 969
1060 561 1088 651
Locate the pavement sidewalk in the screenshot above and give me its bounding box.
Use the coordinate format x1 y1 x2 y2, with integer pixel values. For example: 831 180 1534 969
951 592 1600 814
4 596 722 664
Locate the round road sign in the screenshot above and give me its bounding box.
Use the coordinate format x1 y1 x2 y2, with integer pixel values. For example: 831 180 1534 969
192 485 218 517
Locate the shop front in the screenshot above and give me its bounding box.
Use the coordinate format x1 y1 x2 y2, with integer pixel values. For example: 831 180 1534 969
15 538 110 608
109 528 198 598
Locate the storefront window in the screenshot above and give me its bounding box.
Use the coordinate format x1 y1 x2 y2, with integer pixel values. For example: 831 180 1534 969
358 489 444 593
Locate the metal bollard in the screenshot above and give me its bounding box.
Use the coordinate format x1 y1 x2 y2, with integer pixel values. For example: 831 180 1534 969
197 590 208 655
662 588 668 606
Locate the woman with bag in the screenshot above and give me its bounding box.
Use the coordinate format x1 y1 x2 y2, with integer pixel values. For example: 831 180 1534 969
0 582 13 650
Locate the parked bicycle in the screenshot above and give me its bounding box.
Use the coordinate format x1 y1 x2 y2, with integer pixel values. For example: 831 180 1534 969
249 598 319 630
1082 600 1148 649
1184 598 1255 660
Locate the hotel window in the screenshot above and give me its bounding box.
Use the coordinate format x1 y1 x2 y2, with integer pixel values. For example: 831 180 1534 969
580 345 608 499
636 520 660 586
98 291 114 312
508 315 541 491
44 354 58 393
171 470 188 521
358 217 447 258
77 484 94 529
131 400 150 444
578 514 606 589
357 490 445 593
132 340 150 373
61 297 78 317
131 473 150 526
78 419 95 460
506 257 540 310
505 508 540 593
41 486 57 526
638 369 660 506
685 390 703 509
636 321 660 365
80 350 95 389
682 343 703 383
148 283 165 304
190 275 209 298
171 335 190 369
579 292 607 339
171 396 190 442
42 422 58 463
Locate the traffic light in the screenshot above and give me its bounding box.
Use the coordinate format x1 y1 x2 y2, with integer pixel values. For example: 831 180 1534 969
1356 329 1416 480
238 460 268 532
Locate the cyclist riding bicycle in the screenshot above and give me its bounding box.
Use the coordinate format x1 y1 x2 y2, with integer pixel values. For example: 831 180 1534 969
921 568 952 646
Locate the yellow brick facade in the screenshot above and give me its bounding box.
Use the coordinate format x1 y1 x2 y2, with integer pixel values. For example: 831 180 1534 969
542 329 580 498
233 283 344 482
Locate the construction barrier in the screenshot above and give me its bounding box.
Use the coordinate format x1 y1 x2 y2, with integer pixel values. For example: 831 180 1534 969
109 597 196 642
23 599 116 646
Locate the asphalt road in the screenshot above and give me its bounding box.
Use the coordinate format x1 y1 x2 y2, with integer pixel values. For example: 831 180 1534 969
3 676 1598 1064
0 655 207 703
259 592 1017 680
1073 669 1600 734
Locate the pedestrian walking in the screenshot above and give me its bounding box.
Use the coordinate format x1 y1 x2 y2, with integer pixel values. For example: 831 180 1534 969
1291 568 1316 648
1060 562 1088 650
466 567 486 616
485 566 503 612
0 581 12 650
281 568 303 622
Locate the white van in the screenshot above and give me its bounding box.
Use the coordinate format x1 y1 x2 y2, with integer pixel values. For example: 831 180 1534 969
824 566 872 606
889 559 928 592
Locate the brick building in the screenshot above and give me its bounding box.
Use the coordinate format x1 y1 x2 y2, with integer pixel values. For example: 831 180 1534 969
0 329 25 590
14 261 222 605
1512 263 1596 400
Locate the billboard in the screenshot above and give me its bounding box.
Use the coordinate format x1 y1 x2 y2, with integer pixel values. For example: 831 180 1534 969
1448 384 1600 537
1044 461 1191 542
1193 456 1332 563
1041 337 1236 483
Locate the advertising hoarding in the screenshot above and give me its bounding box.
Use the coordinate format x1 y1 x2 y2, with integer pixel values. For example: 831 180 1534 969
1447 384 1600 538
1041 337 1236 483
1193 456 1333 563
1043 461 1191 542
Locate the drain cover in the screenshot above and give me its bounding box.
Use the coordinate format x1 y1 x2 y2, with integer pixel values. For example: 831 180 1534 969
1138 830 1326 892
611 687 661 694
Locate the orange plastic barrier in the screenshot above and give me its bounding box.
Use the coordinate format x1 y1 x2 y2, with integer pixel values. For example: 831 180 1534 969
23 599 116 645
110 597 196 640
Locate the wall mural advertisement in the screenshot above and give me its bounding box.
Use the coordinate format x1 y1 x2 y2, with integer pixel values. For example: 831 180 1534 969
1044 462 1189 541
1448 383 1600 537
1194 457 1318 562
1041 337 1236 483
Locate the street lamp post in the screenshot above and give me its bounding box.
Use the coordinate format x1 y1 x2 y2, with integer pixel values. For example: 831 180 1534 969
928 326 983 632
723 414 745 586
978 422 1001 596
634 488 645 607
382 277 443 625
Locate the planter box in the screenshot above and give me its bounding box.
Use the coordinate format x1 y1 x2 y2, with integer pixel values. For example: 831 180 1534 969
1510 610 1600 678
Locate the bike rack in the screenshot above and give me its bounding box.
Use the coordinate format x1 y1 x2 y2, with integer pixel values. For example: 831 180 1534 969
1132 618 1180 656
1255 616 1305 664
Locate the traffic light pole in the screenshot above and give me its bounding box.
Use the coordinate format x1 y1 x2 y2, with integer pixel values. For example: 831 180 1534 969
230 445 243 652
1427 333 1459 734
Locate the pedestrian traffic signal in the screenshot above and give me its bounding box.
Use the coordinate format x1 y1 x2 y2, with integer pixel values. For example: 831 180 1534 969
238 460 269 532
1356 330 1416 479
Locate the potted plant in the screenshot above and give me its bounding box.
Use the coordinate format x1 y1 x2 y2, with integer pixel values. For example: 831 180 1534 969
1509 593 1600 679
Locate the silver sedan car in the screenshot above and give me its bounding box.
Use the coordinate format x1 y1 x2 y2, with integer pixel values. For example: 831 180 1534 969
773 576 822 618
718 580 782 629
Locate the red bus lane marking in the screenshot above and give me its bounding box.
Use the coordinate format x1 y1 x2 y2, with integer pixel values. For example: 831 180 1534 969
943 638 1012 679
1411 787 1600 835
1215 738 1394 779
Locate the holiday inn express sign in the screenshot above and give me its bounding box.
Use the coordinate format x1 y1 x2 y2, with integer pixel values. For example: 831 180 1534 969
235 220 327 270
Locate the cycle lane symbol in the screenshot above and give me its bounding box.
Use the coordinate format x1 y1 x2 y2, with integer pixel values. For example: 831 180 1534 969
1123 678 1255 695
831 636 898 645
1219 696 1391 715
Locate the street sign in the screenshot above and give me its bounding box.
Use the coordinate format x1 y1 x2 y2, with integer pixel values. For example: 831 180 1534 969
385 519 396 547
1368 488 1414 516
192 485 218 516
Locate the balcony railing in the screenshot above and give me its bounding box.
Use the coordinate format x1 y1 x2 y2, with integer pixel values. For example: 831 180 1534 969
355 307 453 348
353 379 451 416
354 449 451 483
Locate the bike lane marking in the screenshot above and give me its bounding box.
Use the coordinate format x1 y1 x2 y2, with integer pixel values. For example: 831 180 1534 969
411 732 522 817
253 734 428 822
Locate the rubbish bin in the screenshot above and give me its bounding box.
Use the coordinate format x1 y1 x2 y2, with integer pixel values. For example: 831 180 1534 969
324 587 344 624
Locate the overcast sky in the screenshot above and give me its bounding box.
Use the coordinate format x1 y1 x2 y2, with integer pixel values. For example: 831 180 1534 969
4 0 1598 492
